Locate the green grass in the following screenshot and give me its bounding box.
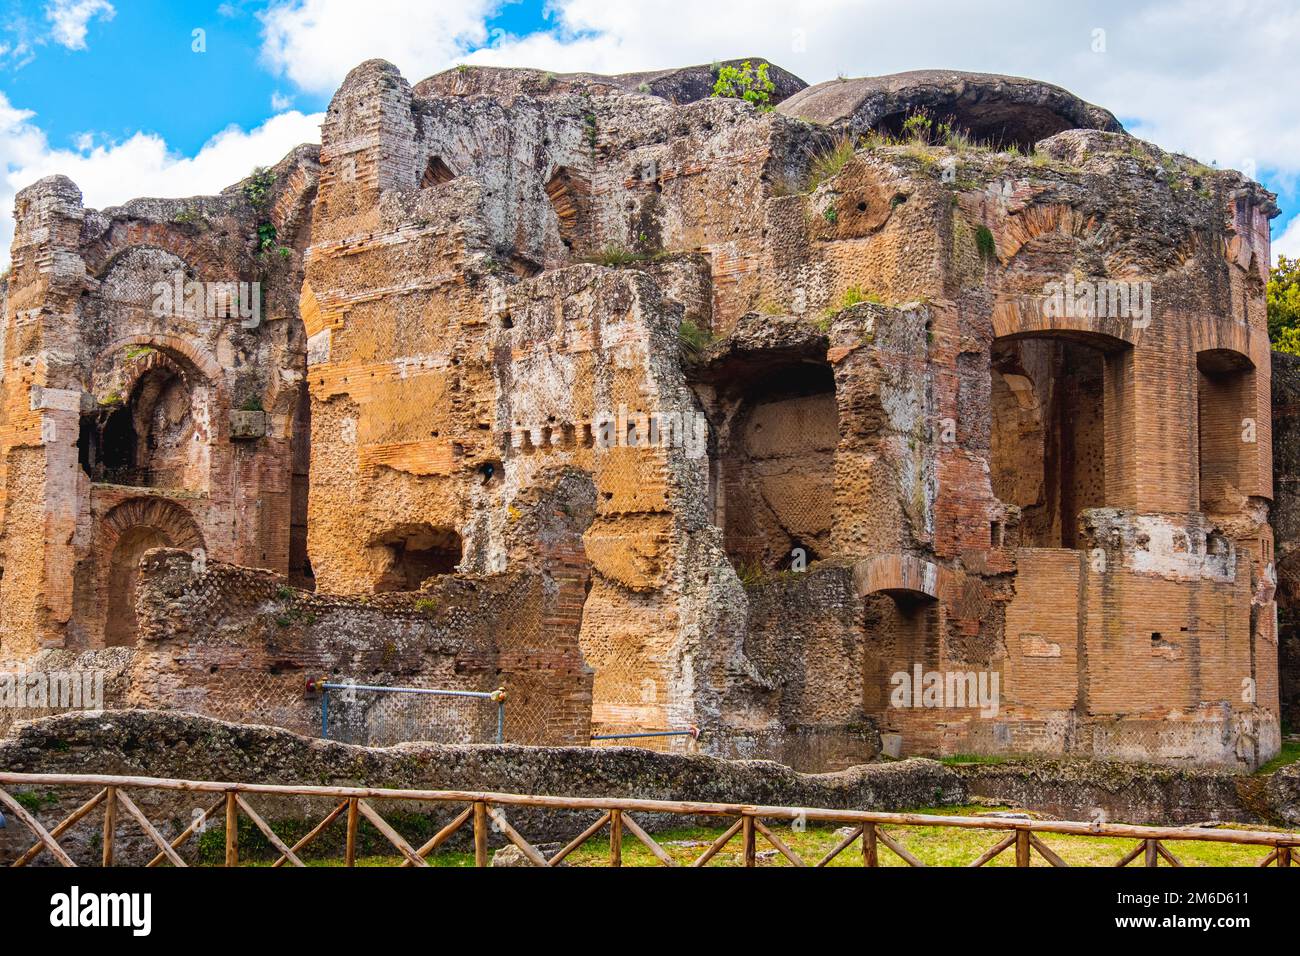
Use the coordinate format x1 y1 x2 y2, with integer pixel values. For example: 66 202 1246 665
581 245 652 267
1257 737 1300 776
806 135 857 191
209 804 1298 868
677 319 713 359
940 753 1015 766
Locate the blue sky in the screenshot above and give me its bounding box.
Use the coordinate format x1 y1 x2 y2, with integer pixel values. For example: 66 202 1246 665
2 0 1298 266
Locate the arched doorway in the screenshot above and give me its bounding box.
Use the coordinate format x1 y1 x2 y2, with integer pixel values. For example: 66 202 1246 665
990 330 1131 548
713 359 838 572
79 347 211 491
97 498 204 647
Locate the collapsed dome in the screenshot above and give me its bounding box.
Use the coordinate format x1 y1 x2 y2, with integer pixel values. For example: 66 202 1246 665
778 69 1124 152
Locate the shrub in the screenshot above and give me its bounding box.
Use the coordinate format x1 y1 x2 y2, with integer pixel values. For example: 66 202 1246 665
902 111 934 143
242 167 275 210
712 60 776 111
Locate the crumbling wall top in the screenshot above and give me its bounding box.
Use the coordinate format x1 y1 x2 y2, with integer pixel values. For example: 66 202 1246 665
779 69 1123 150
412 58 807 105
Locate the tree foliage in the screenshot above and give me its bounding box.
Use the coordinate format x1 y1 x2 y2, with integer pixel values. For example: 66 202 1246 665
1270 255 1300 356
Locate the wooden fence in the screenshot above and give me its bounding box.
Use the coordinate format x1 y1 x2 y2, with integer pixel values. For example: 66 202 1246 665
2 771 1297 868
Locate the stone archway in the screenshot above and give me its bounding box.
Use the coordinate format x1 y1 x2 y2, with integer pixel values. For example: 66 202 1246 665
97 498 204 647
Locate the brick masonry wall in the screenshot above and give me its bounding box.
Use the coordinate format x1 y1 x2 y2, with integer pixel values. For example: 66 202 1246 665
128 548 592 745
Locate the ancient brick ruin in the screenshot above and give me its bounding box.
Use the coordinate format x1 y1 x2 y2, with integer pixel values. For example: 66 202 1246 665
0 61 1287 770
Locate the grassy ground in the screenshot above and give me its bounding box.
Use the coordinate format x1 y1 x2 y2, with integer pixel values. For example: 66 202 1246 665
236 804 1298 867
1257 736 1300 776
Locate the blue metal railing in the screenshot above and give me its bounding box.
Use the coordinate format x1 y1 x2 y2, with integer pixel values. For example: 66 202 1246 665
317 681 506 744
590 727 700 749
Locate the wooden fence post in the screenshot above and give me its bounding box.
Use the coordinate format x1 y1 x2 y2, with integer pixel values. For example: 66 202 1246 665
102 786 117 867
345 797 359 867
1145 839 1158 867
742 815 756 867
473 801 488 867
1015 829 1031 867
609 809 623 867
224 791 238 867
863 823 878 867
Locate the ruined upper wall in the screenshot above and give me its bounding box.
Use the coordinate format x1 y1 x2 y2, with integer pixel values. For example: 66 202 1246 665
413 58 808 105
1 144 322 656
779 69 1123 150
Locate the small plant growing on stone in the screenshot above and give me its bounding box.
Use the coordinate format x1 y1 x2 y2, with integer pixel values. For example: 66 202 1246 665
822 285 883 320
822 205 838 224
275 585 294 601
902 109 934 143
678 318 712 359
735 558 765 586
975 225 997 261
242 167 276 210
414 596 439 615
583 245 654 267
257 222 278 253
806 135 856 191
711 60 776 112
240 395 264 412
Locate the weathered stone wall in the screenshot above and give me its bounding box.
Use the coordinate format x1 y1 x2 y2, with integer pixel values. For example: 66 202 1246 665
0 146 319 657
0 710 960 865
0 60 1284 772
955 757 1260 825
125 548 592 745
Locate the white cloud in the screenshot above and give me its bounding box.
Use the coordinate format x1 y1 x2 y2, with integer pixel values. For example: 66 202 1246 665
45 0 116 51
1274 215 1300 263
258 0 500 94
271 90 294 111
257 1 1300 197
0 92 322 268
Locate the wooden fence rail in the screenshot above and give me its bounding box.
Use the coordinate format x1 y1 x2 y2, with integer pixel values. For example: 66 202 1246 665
1 771 1297 868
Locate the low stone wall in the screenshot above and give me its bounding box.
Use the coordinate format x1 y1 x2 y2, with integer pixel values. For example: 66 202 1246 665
127 549 593 745
0 710 963 865
955 756 1298 826
1264 762 1300 826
